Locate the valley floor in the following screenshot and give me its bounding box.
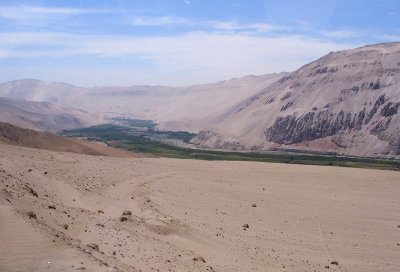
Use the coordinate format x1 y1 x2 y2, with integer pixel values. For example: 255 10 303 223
0 143 399 272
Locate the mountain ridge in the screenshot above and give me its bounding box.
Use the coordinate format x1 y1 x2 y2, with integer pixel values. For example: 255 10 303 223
192 42 400 157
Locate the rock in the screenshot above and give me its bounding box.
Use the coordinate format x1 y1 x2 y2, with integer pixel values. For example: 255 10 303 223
43 171 48 175
26 211 37 220
251 204 257 207
381 102 400 117
48 205 56 209
25 185 38 197
120 216 128 222
192 256 206 263
28 169 32 172
87 243 99 251
63 224 68 230
97 210 104 214
243 223 249 230
325 265 329 269
331 261 338 265
122 211 132 216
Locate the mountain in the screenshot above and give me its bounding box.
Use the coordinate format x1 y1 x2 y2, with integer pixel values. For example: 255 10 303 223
2 42 399 157
0 122 138 157
0 97 104 132
0 74 284 133
192 42 400 157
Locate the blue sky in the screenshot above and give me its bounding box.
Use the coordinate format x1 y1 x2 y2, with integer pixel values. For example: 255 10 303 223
0 0 399 86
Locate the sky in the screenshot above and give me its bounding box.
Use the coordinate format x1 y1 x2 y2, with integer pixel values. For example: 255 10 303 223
0 0 399 86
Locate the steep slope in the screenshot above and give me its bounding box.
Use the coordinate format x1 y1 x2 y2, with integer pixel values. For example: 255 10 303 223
0 97 104 132
0 122 138 157
0 74 285 133
193 42 400 157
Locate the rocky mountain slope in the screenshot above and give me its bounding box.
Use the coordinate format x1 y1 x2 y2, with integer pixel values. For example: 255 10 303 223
192 42 400 157
0 96 104 132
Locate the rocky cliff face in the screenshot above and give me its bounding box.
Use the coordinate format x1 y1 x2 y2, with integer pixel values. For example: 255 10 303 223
193 42 400 157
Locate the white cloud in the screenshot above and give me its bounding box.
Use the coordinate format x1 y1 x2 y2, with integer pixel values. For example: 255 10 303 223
208 21 289 33
322 30 358 39
130 15 288 34
0 31 356 85
183 1 191 4
0 5 117 26
132 16 192 27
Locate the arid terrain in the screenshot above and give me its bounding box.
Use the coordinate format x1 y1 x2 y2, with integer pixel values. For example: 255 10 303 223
1 43 399 157
1 143 399 272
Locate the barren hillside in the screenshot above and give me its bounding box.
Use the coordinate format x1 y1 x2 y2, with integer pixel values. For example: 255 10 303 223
0 74 284 132
0 122 138 157
0 97 104 132
193 42 400 157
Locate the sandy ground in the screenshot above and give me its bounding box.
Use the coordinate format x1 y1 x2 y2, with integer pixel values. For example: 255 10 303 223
0 143 399 272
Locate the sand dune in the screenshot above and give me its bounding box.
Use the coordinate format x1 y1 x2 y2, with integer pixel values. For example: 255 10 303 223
0 143 399 271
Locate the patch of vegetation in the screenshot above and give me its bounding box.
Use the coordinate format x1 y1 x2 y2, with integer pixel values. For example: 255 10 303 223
112 117 156 128
60 123 400 171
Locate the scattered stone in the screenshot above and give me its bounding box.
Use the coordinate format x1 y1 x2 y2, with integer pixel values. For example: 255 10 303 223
43 171 48 175
26 185 38 197
28 169 33 172
97 210 104 214
252 204 257 208
243 224 249 229
122 211 132 216
63 224 69 230
48 205 56 209
87 243 99 251
112 251 116 256
331 261 339 265
192 256 206 263
120 217 128 222
325 265 329 269
26 211 37 220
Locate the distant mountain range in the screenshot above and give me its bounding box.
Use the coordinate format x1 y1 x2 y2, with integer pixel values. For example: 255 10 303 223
0 42 399 157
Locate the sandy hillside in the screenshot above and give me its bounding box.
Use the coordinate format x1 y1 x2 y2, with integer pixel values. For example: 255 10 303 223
0 74 284 133
0 143 399 272
0 96 104 132
0 122 142 158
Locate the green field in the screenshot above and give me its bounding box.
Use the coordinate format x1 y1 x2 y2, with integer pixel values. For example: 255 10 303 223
60 122 400 171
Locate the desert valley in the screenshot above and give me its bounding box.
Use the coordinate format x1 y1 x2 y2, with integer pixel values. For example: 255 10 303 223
0 41 400 272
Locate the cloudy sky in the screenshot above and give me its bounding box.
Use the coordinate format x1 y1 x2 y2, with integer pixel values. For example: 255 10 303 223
0 0 399 86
